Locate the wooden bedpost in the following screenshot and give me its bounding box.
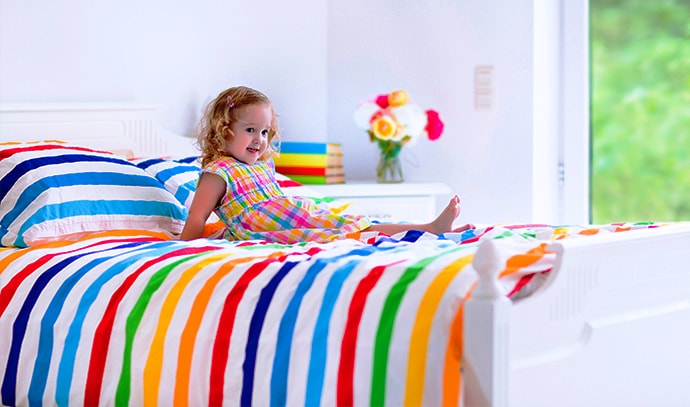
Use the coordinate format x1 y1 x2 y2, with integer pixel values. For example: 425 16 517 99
463 239 511 407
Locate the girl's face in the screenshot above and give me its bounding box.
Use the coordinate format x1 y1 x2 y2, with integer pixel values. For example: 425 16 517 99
225 103 272 164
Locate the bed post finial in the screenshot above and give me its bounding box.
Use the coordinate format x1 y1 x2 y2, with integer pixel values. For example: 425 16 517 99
463 239 510 407
472 238 507 299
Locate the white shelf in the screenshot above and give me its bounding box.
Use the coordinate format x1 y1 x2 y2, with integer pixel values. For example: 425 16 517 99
309 181 452 222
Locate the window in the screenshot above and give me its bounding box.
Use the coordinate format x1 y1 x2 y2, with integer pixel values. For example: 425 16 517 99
590 0 690 223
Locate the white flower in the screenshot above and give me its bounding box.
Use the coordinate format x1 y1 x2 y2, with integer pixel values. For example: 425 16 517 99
392 104 427 141
353 102 381 130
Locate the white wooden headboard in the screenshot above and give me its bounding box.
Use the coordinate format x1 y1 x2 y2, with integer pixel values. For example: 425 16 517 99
0 103 197 157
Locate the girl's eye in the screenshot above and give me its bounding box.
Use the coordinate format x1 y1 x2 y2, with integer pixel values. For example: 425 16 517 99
261 129 269 137
246 128 255 133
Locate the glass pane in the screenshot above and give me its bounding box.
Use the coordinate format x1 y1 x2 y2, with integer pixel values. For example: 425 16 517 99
590 0 690 223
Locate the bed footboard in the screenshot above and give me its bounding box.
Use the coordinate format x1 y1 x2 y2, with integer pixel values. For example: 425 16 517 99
464 224 690 407
463 239 511 407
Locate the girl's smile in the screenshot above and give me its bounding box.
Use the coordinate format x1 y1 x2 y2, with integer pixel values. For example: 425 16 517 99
225 103 273 164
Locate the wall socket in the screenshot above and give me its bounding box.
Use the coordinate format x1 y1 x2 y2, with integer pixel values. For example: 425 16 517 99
474 65 494 110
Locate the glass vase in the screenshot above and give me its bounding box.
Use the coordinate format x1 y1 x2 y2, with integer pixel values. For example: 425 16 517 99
376 151 404 183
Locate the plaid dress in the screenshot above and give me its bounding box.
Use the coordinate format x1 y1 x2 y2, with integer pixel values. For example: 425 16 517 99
204 157 372 244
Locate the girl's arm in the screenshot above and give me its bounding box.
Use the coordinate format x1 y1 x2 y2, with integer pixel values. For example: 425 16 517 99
180 172 226 240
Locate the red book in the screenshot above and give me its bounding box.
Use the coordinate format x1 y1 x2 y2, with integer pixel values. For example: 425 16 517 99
275 166 343 176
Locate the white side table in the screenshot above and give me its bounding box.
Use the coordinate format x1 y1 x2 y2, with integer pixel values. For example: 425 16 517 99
308 181 452 222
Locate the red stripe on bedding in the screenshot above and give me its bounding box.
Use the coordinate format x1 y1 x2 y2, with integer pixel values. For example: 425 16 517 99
208 247 322 406
0 143 112 160
0 237 161 317
84 246 220 406
336 262 400 407
175 254 260 405
0 241 73 316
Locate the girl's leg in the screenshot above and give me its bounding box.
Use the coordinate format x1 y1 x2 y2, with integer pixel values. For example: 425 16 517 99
364 195 472 235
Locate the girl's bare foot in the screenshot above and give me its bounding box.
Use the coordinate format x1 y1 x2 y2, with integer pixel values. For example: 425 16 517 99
428 195 461 235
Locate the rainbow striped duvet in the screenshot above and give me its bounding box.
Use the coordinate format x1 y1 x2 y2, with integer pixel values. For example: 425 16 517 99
0 224 657 406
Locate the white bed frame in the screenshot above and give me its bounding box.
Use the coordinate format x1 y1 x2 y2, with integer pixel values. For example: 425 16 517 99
0 103 196 157
466 224 690 407
2 105 690 407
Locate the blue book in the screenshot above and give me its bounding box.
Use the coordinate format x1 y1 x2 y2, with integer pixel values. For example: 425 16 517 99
279 141 342 155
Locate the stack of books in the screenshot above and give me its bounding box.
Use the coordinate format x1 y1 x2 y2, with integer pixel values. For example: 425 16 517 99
274 141 345 184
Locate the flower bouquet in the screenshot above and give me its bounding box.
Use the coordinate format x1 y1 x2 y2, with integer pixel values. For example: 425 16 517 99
353 89 444 183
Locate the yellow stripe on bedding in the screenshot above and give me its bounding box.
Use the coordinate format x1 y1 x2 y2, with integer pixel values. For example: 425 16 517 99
405 254 473 406
143 251 232 406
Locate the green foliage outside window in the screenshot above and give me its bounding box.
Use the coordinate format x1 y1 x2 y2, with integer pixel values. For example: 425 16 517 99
590 0 690 223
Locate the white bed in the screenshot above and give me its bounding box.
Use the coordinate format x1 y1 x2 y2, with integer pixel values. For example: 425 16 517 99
1 104 689 407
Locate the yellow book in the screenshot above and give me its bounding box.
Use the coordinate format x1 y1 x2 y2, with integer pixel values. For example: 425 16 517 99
274 153 343 168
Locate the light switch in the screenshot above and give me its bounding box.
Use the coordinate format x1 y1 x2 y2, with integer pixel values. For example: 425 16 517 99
474 65 494 110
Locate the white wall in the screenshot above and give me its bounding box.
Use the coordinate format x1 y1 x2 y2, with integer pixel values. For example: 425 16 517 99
0 0 329 139
1 0 575 225
328 0 538 224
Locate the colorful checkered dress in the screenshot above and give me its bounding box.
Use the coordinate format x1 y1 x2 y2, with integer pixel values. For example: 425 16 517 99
204 157 372 244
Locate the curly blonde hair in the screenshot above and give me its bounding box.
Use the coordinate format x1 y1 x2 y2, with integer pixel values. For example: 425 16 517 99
197 86 280 167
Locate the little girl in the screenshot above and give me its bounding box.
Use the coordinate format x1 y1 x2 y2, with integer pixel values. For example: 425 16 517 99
180 86 471 243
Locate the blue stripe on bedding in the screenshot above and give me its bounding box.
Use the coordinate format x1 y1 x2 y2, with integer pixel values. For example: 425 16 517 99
0 154 137 195
131 158 166 169
54 242 179 405
13 200 186 247
305 259 360 406
2 242 141 407
131 159 200 208
1 172 165 230
176 156 199 164
155 166 198 184
270 260 328 406
174 179 197 206
241 261 298 407
27 241 148 406
270 247 380 406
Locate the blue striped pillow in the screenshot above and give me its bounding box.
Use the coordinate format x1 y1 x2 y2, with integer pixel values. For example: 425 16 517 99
131 156 325 210
0 141 188 247
132 156 201 209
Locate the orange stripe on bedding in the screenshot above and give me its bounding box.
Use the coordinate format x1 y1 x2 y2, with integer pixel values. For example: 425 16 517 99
405 254 473 406
442 280 477 406
0 240 72 272
173 254 270 407
0 241 73 315
0 235 166 316
499 243 551 279
142 251 233 407
79 229 172 240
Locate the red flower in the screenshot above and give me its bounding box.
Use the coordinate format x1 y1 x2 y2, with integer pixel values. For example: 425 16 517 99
425 109 444 140
375 94 390 108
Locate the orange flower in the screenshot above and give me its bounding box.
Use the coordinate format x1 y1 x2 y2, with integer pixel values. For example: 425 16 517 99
371 114 400 140
388 90 409 107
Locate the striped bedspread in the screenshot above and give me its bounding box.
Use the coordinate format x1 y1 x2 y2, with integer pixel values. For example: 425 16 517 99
0 223 658 406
